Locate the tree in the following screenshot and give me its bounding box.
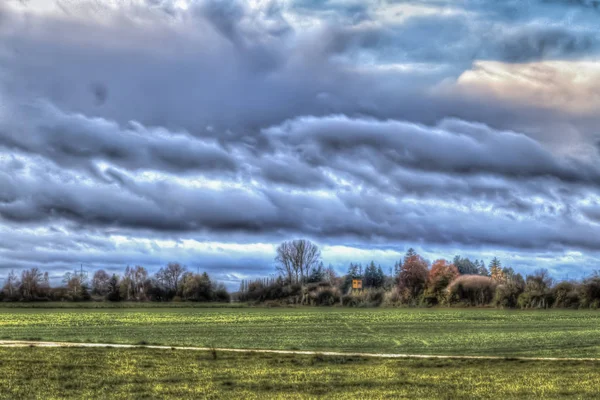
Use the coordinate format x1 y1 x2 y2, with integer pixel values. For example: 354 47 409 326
477 260 490 277
324 264 337 285
364 261 385 288
518 269 554 308
341 263 363 293
364 261 377 288
398 248 429 304
453 256 478 275
552 281 580 309
20 268 44 300
393 261 402 280
375 265 386 288
182 272 213 301
307 261 325 283
91 270 111 296
275 239 321 284
63 271 90 301
106 274 121 301
425 259 459 304
494 273 525 308
489 258 506 283
502 267 516 281
489 257 501 270
155 262 187 297
578 272 600 308
120 266 149 301
2 270 20 300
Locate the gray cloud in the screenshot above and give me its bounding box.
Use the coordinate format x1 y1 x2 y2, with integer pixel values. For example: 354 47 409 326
2 0 600 283
1 109 599 254
266 115 600 184
0 101 238 175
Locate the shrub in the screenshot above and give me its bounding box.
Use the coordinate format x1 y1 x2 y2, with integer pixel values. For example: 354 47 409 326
579 275 600 308
366 288 385 306
241 279 301 303
553 282 580 309
311 287 340 306
383 287 402 306
341 289 384 307
494 277 525 308
518 269 554 309
447 275 496 306
341 293 360 307
263 300 282 307
214 286 231 302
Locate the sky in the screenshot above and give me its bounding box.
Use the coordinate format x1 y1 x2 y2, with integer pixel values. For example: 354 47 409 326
1 0 600 289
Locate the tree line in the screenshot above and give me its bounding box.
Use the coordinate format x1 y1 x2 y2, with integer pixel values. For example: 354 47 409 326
0 263 229 302
238 239 600 308
4 239 600 308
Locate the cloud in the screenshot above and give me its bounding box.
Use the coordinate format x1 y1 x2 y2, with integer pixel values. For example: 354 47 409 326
2 110 600 255
2 0 600 284
265 114 600 184
0 101 238 175
4 0 600 138
454 60 600 115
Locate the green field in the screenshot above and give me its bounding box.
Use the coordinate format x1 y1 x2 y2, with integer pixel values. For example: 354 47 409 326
1 347 599 399
3 307 600 398
2 307 600 357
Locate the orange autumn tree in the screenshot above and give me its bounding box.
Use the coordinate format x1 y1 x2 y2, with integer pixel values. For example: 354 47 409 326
424 259 459 305
397 248 429 304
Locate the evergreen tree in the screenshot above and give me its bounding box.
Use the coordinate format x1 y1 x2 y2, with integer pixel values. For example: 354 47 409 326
364 261 379 288
375 265 386 288
489 257 501 270
453 256 478 275
342 263 363 293
404 248 417 262
393 261 402 279
502 267 516 281
307 261 325 283
477 260 490 277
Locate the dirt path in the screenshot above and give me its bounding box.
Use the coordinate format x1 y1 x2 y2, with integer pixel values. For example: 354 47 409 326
0 340 599 362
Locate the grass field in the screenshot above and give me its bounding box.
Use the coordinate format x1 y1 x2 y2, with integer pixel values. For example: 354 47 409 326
2 307 600 357
0 301 244 309
1 347 599 399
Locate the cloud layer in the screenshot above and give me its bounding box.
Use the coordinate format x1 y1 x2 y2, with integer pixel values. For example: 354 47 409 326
2 0 600 287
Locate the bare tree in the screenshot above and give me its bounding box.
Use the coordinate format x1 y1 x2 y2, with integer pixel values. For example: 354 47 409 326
2 270 19 299
63 271 89 300
156 262 187 295
20 268 44 300
91 270 111 296
121 265 149 301
275 239 321 284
